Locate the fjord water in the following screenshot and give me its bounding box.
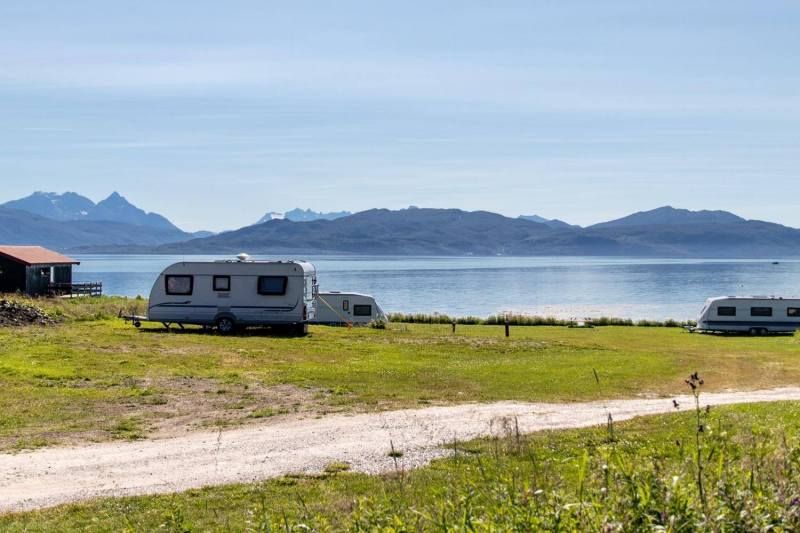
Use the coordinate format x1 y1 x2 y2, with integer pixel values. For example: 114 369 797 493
72 255 800 321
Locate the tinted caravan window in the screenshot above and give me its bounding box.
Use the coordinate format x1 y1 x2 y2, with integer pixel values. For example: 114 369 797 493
257 276 287 295
213 275 230 292
788 307 800 317
751 307 773 317
717 306 736 316
165 275 193 295
353 304 372 316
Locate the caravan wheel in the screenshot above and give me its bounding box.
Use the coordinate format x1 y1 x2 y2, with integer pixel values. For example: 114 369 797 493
216 317 236 335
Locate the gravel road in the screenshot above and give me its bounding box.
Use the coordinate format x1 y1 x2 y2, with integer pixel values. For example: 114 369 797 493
2 387 799 514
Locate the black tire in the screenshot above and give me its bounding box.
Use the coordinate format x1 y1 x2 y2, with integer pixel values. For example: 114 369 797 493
749 327 759 336
292 323 309 336
759 328 769 336
133 320 141 328
216 317 236 335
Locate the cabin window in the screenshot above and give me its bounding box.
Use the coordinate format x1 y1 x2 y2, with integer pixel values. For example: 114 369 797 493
342 299 349 311
751 307 773 317
257 276 287 295
213 275 230 292
353 304 372 317
717 306 736 317
165 275 193 295
788 308 800 317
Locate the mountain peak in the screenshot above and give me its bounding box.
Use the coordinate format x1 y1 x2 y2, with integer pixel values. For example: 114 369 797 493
256 208 352 224
1 191 95 221
591 206 745 228
518 214 578 229
90 193 178 231
1 190 183 232
98 191 130 206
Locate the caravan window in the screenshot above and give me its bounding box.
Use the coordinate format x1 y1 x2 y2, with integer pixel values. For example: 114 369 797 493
717 306 736 317
353 304 372 316
751 307 773 317
342 299 349 311
788 308 800 317
213 275 230 292
165 275 193 295
257 276 287 295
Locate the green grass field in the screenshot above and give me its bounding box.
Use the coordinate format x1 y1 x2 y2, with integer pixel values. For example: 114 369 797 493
3 401 800 531
2 297 800 529
1 296 799 450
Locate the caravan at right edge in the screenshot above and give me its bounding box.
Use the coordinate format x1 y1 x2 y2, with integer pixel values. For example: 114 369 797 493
694 296 800 335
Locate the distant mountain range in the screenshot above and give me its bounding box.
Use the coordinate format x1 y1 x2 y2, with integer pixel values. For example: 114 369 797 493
163 208 553 255
0 206 193 249
153 205 800 258
3 191 180 231
2 191 799 258
0 192 210 248
256 208 352 224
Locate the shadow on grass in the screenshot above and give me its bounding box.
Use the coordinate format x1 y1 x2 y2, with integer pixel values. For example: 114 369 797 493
135 325 311 338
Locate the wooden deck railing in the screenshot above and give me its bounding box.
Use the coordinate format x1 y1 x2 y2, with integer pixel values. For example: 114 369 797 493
48 282 103 297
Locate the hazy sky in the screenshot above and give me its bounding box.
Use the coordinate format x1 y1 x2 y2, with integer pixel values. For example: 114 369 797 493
0 1 798 231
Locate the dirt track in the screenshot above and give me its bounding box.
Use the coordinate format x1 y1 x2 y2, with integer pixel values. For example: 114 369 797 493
2 387 800 514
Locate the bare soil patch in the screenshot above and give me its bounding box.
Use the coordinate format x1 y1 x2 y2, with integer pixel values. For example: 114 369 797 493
0 378 333 451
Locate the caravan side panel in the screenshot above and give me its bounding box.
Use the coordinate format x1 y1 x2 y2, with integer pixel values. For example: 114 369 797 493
313 292 386 325
696 297 800 333
148 261 316 327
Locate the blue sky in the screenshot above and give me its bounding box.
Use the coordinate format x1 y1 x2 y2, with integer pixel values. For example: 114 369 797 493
0 1 798 232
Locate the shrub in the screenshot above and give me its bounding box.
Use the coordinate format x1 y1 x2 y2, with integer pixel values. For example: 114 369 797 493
387 312 695 328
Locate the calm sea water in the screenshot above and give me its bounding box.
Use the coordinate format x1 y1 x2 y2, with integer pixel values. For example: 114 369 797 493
71 255 800 321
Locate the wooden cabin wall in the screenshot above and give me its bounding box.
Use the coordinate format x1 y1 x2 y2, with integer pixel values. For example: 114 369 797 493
25 265 51 296
54 266 72 284
0 256 26 293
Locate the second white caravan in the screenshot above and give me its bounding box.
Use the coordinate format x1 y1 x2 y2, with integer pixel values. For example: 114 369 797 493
694 296 800 335
314 291 386 325
146 257 317 335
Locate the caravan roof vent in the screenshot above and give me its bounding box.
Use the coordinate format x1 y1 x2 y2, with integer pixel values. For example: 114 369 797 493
236 253 251 262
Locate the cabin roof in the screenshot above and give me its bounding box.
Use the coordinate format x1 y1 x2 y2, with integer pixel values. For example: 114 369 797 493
0 246 80 266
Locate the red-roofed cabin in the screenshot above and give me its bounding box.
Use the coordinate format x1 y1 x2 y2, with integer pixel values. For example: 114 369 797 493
0 246 90 296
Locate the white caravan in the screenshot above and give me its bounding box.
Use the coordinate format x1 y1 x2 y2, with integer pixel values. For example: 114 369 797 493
145 257 317 335
694 296 800 335
314 291 386 325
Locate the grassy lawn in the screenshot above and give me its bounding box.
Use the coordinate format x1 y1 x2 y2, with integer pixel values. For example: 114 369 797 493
3 401 800 531
0 296 799 450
